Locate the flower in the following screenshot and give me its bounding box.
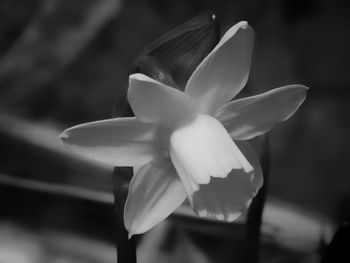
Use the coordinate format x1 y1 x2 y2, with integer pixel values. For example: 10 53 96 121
59 21 307 237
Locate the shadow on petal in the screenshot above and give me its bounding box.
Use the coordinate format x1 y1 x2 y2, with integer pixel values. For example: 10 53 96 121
192 167 262 222
191 140 263 222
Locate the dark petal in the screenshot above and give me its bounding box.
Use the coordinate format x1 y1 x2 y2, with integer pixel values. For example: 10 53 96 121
113 13 219 118
137 56 178 88
133 13 220 90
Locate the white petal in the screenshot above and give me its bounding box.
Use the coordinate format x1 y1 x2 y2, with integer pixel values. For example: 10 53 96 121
215 85 308 140
192 141 263 221
128 73 195 127
185 21 254 114
59 117 166 166
169 114 253 201
124 159 186 237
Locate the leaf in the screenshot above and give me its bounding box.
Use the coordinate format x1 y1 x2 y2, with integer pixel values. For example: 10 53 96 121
133 13 220 90
0 0 121 108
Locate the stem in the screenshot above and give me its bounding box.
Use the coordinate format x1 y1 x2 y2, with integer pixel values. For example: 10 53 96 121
321 222 350 263
244 135 270 263
113 167 137 263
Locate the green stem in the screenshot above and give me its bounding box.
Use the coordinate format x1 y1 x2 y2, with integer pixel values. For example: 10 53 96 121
244 135 270 263
113 167 137 263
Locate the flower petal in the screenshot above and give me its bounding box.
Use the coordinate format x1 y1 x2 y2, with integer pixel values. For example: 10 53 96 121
128 73 195 127
192 141 263 221
185 21 254 114
124 159 186 237
215 85 308 140
135 13 219 88
169 114 253 201
59 117 164 166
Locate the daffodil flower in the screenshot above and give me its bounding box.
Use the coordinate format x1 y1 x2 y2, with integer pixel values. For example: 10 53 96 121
60 21 307 237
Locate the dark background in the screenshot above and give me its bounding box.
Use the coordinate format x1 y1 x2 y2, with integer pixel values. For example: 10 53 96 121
0 0 349 262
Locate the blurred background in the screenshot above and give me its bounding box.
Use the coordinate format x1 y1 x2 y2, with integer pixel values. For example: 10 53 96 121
0 0 349 262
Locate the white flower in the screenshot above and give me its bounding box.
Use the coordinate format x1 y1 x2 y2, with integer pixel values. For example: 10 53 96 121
59 21 307 237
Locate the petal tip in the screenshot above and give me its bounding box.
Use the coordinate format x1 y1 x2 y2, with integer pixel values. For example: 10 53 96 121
198 209 208 217
292 84 309 103
129 73 144 81
128 232 134 239
297 84 309 92
302 85 309 96
226 212 241 222
238 21 249 28
235 21 253 32
216 214 225 220
129 73 155 84
58 130 68 141
245 165 254 174
292 84 309 92
128 74 151 92
224 21 252 39
124 220 137 239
